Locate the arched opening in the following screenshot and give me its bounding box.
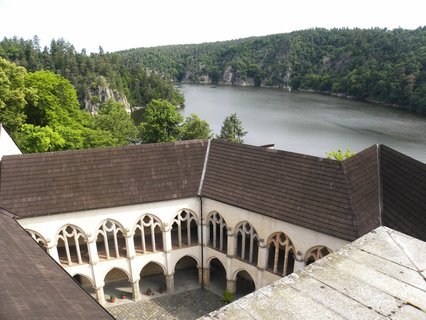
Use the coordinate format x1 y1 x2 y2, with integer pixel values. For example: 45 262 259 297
104 268 131 303
134 214 164 255
56 225 89 266
96 220 127 260
266 232 295 276
235 222 259 265
139 262 167 297
171 210 199 249
26 229 48 251
208 258 227 296
174 256 199 291
73 274 96 298
235 270 255 299
208 212 228 253
305 246 332 266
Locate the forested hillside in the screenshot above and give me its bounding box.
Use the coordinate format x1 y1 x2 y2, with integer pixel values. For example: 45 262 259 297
119 27 426 113
0 37 184 111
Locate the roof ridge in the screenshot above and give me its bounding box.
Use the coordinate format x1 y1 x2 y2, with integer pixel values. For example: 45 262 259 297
198 139 212 196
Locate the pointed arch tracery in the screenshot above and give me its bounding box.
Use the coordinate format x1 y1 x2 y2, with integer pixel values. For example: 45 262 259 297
266 232 295 276
207 212 228 253
305 246 332 266
235 221 259 265
56 224 89 266
134 214 164 254
26 229 47 251
171 210 199 249
96 219 127 260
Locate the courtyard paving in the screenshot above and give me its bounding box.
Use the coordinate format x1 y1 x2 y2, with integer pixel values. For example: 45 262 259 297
107 288 224 320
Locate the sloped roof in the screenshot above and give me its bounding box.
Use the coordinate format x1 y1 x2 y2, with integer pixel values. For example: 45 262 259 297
202 140 357 240
0 209 113 320
202 226 426 319
0 139 425 242
380 145 426 241
0 140 208 217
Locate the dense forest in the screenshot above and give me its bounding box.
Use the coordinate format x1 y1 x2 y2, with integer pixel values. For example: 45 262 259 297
0 36 184 111
118 27 426 113
0 38 215 153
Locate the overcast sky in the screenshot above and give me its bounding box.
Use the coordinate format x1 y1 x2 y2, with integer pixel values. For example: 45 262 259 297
0 0 424 53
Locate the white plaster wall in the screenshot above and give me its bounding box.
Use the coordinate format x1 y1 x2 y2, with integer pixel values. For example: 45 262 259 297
18 197 201 245
202 198 349 257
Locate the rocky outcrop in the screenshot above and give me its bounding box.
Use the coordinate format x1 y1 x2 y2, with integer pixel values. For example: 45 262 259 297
83 76 131 114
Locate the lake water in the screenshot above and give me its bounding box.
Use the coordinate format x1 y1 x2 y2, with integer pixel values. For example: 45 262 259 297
178 84 426 163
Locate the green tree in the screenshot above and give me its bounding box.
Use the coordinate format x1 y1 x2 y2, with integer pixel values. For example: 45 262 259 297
326 148 355 161
217 113 247 143
0 57 29 137
95 100 138 145
17 124 65 153
139 99 184 143
181 113 213 140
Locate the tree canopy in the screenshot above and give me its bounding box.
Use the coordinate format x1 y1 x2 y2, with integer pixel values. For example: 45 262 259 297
217 113 247 143
118 27 426 113
326 148 355 161
181 113 213 140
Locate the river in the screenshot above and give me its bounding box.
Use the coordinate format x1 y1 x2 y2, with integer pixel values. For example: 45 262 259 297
177 84 426 163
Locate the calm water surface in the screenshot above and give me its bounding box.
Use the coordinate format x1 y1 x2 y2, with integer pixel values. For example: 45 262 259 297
178 84 426 163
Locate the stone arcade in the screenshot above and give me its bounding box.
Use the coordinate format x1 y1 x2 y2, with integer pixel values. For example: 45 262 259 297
0 137 425 319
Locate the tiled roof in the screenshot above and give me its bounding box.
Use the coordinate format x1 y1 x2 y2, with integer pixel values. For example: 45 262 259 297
202 140 357 240
0 209 113 320
342 145 381 238
381 145 426 241
0 139 424 241
0 140 208 217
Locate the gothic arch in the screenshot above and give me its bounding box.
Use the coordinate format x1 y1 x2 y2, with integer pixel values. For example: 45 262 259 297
234 221 259 265
26 229 47 249
170 209 199 249
304 245 332 266
96 219 127 260
133 214 164 254
266 231 296 276
103 266 131 282
139 260 167 276
207 211 228 253
173 254 201 270
55 224 89 266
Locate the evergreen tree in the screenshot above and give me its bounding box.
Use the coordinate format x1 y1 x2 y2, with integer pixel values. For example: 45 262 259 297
217 113 247 143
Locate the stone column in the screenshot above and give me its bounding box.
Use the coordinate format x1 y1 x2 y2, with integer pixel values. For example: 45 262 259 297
226 228 235 257
125 231 136 259
226 279 236 294
166 274 175 293
202 267 210 287
95 284 106 305
86 236 99 265
130 279 141 301
46 239 60 263
256 240 267 288
293 259 305 272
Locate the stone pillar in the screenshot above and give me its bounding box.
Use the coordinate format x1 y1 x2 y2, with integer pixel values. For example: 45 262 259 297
95 285 106 305
201 220 208 246
46 239 60 263
293 259 305 272
226 229 235 257
125 231 136 259
256 241 267 288
86 238 99 265
202 267 210 287
166 274 175 293
130 279 141 301
163 223 173 252
226 279 236 294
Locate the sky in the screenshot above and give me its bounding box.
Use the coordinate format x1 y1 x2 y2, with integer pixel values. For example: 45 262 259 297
0 0 425 53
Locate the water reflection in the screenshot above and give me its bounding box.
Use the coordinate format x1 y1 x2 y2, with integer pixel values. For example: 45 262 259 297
178 84 426 163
